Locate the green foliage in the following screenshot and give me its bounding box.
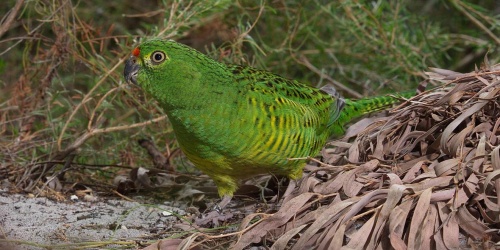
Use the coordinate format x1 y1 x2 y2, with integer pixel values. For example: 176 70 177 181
227 1 499 95
0 0 498 189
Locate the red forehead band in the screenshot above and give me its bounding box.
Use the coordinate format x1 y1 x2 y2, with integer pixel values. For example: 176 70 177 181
132 47 140 57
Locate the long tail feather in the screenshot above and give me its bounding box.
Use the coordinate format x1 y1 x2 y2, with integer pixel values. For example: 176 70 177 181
329 90 414 136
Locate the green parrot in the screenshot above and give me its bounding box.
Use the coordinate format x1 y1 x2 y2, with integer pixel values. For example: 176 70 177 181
124 39 412 201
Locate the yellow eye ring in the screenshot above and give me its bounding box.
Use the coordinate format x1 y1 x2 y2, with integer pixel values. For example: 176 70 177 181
151 51 166 64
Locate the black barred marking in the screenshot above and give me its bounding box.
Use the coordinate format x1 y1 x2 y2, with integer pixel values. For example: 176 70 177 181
225 63 338 167
305 119 312 127
274 135 286 154
276 115 282 127
263 103 275 113
315 97 330 106
254 117 260 125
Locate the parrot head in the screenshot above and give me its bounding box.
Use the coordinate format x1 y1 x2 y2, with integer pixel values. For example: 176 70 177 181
124 39 176 86
123 39 225 109
123 39 212 87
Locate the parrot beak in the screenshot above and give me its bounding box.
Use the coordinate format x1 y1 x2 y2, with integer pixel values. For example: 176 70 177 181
124 56 140 85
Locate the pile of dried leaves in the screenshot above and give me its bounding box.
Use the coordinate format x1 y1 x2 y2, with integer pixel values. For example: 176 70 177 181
176 63 500 249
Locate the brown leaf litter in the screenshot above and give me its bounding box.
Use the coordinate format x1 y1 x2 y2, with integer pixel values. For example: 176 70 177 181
8 62 497 249
178 62 500 249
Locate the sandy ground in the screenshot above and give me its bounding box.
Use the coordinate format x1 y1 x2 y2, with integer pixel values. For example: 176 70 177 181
0 189 187 249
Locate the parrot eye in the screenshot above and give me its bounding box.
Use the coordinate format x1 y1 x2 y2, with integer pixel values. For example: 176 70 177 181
151 51 166 64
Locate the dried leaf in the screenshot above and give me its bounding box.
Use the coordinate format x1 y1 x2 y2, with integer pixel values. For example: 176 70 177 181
442 211 460 249
427 67 461 76
348 139 360 162
329 223 346 249
401 160 425 183
388 199 412 249
408 188 431 249
141 239 201 250
314 171 346 194
456 206 489 240
434 158 460 176
389 199 412 236
482 169 500 212
270 224 307 250
235 193 316 249
293 199 354 249
344 211 377 249
440 100 487 156
343 164 373 197
473 133 487 172
406 176 453 192
385 173 403 185
419 204 438 250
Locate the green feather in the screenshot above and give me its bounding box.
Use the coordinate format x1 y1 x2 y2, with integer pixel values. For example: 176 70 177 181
124 39 413 197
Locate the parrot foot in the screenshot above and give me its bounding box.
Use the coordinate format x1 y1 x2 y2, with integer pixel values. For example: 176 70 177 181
194 195 233 227
194 210 234 227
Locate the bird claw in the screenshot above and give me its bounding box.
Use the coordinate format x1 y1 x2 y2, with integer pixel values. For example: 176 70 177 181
194 195 234 226
195 210 233 227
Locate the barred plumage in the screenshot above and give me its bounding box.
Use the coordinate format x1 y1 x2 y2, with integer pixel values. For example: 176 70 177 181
124 39 413 197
